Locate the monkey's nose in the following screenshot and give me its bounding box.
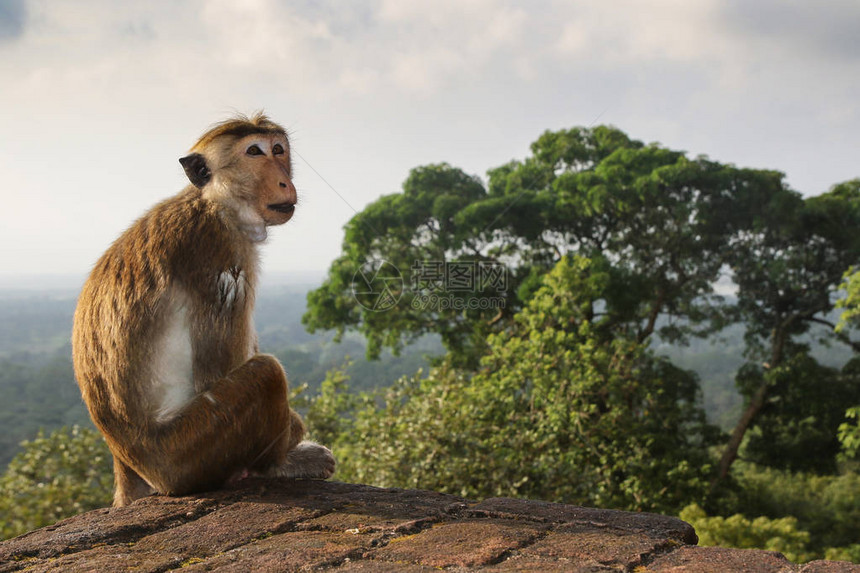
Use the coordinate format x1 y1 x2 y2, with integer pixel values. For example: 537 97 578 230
279 182 287 188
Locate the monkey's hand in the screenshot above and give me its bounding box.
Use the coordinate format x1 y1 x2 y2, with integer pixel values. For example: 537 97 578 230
266 440 336 480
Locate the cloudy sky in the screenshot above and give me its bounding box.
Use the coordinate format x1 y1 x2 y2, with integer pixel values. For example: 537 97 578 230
1 0 858 285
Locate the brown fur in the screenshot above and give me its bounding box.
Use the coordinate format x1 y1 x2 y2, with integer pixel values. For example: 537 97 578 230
191 112 288 152
73 114 332 507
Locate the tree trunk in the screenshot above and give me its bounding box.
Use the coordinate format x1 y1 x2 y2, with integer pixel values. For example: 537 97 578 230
638 289 666 343
710 315 794 492
711 381 768 490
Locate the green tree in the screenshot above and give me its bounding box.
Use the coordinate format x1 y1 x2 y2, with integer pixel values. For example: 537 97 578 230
303 364 359 448
736 356 860 473
837 266 860 332
302 122 860 514
836 263 860 464
838 407 860 462
312 257 718 513
304 126 785 366
703 462 860 563
715 179 860 484
0 426 113 540
680 503 813 563
304 163 496 363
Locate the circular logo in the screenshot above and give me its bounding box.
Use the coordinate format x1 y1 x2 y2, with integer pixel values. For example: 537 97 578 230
352 260 403 312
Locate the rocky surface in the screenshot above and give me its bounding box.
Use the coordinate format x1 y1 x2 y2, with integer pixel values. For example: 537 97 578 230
0 479 857 572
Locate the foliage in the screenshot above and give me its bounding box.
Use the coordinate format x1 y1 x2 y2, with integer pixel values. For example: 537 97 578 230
310 257 718 513
680 503 813 563
0 426 112 540
838 407 860 461
738 354 860 473
714 178 860 484
303 364 359 448
303 122 860 486
713 462 860 561
728 179 860 360
690 460 860 564
837 265 860 333
304 126 787 365
835 262 860 466
825 544 860 564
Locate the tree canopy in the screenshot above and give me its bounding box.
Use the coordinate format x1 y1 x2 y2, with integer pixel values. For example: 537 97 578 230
306 125 860 487
304 126 796 365
715 178 860 482
311 257 719 513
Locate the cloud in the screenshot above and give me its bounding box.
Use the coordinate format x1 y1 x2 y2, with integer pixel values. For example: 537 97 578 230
552 0 728 63
0 0 26 42
0 0 858 276
722 0 860 62
196 0 531 96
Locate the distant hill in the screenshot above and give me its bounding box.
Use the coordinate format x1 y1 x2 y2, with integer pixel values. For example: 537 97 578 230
0 280 854 469
0 282 441 469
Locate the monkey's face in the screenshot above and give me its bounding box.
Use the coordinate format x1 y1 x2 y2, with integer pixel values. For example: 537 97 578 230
231 134 297 227
181 128 298 242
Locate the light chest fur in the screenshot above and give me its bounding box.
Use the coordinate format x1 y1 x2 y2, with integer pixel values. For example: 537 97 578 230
150 272 255 423
150 289 194 423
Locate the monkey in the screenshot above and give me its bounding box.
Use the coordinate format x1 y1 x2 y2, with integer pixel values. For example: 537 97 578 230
72 113 335 507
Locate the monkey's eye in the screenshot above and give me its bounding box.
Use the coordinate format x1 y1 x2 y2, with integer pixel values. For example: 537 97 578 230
246 145 264 156
272 144 285 156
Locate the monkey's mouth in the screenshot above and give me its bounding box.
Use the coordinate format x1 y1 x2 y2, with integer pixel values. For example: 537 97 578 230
267 202 296 214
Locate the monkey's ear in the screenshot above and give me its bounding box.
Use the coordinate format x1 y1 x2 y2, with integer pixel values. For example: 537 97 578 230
179 153 212 188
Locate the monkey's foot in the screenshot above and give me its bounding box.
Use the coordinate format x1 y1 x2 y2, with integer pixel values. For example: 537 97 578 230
267 440 336 480
226 467 253 485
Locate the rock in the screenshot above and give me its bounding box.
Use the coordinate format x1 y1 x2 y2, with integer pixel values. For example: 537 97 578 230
0 479 857 572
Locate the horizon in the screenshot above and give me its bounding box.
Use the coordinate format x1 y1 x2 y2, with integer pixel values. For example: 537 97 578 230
2 1 858 278
0 270 329 296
